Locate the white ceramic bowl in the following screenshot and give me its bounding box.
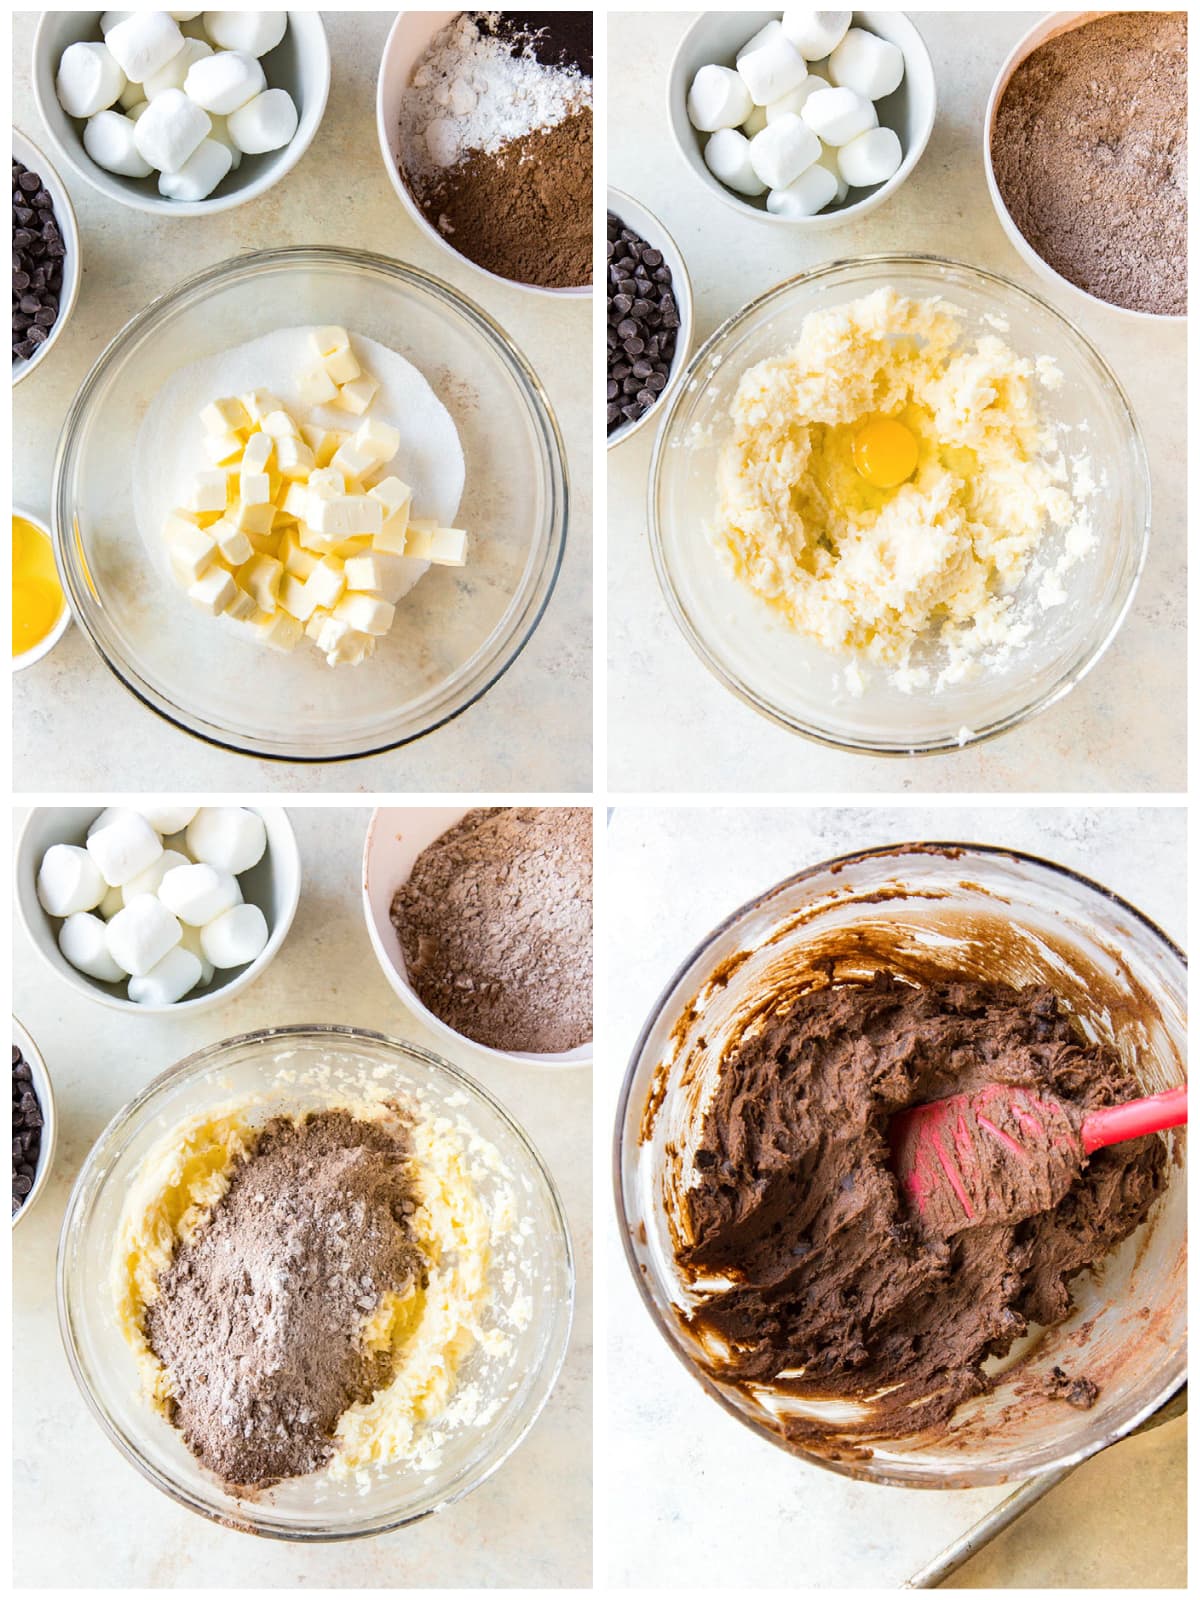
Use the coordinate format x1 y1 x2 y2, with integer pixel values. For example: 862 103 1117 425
12 504 72 672
985 11 1185 324
667 11 936 229
11 1015 57 1229
606 188 695 450
377 10 591 298
17 806 301 1014
31 11 330 217
11 128 82 385
363 808 592 1069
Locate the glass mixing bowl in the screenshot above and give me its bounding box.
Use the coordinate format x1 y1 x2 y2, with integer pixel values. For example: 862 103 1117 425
615 844 1186 1488
52 248 568 762
649 256 1149 754
59 1026 574 1539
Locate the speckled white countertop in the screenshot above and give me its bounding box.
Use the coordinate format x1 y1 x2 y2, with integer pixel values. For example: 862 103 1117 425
13 804 592 1587
603 804 1184 1588
12 11 591 793
607 12 1185 794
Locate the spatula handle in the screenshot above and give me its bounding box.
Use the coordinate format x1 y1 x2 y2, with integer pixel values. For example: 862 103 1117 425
1080 1084 1188 1154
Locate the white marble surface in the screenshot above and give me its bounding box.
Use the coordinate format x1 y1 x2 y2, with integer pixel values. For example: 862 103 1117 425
13 805 592 1588
12 11 591 793
607 12 1186 794
603 804 1184 1588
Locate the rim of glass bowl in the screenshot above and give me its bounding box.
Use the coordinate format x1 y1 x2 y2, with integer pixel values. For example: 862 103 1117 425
57 1023 575 1540
52 247 569 764
647 253 1151 757
613 841 1186 1488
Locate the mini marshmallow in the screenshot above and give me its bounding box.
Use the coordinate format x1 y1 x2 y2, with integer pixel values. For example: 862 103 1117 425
183 49 265 114
226 87 298 153
143 35 211 97
200 901 269 968
133 87 211 173
128 944 204 1005
118 77 146 109
87 811 163 888
139 805 199 835
749 113 821 191
780 10 852 61
101 11 133 32
59 912 129 983
766 162 841 217
83 110 154 177
187 806 266 874
800 84 877 146
742 104 767 137
123 847 189 901
98 884 125 920
829 26 905 100
815 143 850 203
158 137 232 200
203 11 288 57
736 21 809 107
171 11 203 20
87 806 130 837
159 861 242 924
837 124 903 188
106 893 183 976
766 74 827 123
205 111 243 168
104 11 185 84
178 922 215 985
704 128 767 196
686 64 753 133
127 99 149 121
56 42 127 119
37 844 107 917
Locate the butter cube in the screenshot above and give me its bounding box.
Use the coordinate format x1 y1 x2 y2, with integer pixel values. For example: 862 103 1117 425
262 409 299 440
330 535 373 560
304 607 332 641
250 608 303 653
241 552 282 611
405 521 468 566
315 615 374 665
184 470 229 514
240 389 283 423
344 550 410 604
188 566 237 616
305 557 346 611
203 431 243 466
368 476 413 553
275 435 315 480
279 572 318 621
209 518 253 565
240 470 272 506
163 513 216 582
242 431 274 473
280 530 318 578
307 493 382 540
201 396 250 434
312 325 361 385
301 426 347 468
333 372 378 415
307 466 344 500
353 415 401 466
229 499 276 535
224 584 258 622
330 437 378 480
298 365 339 406
246 530 281 557
281 481 310 520
334 591 395 636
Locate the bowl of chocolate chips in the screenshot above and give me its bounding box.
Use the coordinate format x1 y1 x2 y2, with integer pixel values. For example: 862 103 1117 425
607 189 694 448
12 1017 56 1227
12 129 81 385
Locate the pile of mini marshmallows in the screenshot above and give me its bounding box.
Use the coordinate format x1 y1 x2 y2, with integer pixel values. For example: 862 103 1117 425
55 11 298 202
37 806 272 1006
164 327 469 668
687 12 906 217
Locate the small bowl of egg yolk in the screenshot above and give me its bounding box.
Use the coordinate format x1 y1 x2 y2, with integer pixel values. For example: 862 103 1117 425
13 508 70 670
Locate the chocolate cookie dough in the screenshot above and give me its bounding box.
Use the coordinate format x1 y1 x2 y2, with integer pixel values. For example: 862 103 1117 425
677 974 1164 1448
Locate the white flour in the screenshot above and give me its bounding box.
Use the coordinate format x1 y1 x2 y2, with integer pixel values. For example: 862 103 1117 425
398 12 590 187
133 326 465 610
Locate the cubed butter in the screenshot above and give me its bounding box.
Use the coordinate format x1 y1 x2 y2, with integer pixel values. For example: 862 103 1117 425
307 494 382 540
241 552 282 611
229 499 276 535
163 513 216 582
241 431 274 473
298 365 339 406
333 372 378 415
334 591 395 635
240 470 272 506
201 396 250 434
353 415 401 466
188 565 237 615
262 408 299 439
240 388 283 422
203 431 243 466
183 470 229 514
275 435 315 480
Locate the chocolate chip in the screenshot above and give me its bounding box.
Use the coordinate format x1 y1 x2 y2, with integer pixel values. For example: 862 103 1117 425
12 160 66 366
605 209 680 435
12 1045 44 1214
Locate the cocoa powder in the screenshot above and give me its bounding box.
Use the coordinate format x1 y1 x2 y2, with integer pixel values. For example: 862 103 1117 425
392 807 592 1053
144 1109 424 1490
421 107 593 288
991 12 1187 315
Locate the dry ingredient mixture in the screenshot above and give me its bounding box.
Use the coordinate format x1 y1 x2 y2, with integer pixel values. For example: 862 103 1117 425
991 12 1187 315
397 12 592 287
676 974 1165 1448
144 1109 425 1489
392 807 592 1054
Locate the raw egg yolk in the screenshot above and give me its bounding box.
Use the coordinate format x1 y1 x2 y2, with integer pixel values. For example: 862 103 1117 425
12 515 64 657
852 416 919 490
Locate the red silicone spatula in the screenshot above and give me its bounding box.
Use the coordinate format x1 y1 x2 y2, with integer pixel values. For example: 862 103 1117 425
890 1082 1187 1237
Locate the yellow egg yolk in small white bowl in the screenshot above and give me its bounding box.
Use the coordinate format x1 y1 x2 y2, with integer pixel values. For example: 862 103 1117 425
13 511 68 668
